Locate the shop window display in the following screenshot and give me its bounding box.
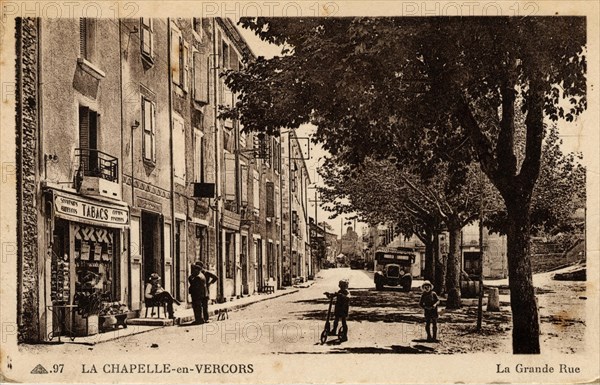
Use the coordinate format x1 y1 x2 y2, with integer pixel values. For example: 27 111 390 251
51 220 128 336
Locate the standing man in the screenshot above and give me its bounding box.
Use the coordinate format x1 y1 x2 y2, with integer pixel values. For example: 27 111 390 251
188 263 206 324
195 261 218 322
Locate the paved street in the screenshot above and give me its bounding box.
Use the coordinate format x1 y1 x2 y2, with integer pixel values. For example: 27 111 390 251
22 266 586 358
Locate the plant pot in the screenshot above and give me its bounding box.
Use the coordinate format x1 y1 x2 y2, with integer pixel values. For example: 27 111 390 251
72 313 99 336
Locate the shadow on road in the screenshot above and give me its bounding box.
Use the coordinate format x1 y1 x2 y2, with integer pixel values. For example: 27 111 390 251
328 344 436 354
291 288 511 325
291 288 426 323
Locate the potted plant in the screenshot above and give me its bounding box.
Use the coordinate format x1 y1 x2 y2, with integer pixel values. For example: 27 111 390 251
99 301 129 331
73 291 103 336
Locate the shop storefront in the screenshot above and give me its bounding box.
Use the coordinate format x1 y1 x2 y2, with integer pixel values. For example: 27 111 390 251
46 189 129 338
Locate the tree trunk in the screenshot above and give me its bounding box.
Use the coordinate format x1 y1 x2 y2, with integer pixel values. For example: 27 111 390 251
434 245 446 296
445 226 462 309
506 200 540 354
423 234 436 283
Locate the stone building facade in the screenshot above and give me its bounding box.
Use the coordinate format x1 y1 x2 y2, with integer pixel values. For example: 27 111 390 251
14 17 298 342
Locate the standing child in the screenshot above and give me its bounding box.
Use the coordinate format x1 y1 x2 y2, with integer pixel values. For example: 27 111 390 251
419 280 440 342
325 279 350 342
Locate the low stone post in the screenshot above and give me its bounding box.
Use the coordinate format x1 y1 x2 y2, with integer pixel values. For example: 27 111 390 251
487 287 500 311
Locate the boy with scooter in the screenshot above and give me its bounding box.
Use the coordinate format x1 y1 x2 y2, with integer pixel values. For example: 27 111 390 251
419 280 440 342
324 279 350 342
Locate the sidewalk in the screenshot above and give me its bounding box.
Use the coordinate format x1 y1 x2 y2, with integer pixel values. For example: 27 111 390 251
65 288 302 345
173 287 300 325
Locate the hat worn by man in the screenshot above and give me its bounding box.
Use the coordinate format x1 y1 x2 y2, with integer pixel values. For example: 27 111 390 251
421 280 433 289
193 261 204 269
149 273 161 282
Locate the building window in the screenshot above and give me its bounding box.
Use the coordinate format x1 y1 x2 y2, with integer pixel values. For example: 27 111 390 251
253 171 260 214
78 106 99 174
267 242 274 279
182 39 190 91
224 152 236 203
172 114 186 184
142 97 156 163
225 233 234 279
222 41 230 69
80 18 97 63
170 26 189 91
241 163 248 206
193 50 209 103
140 18 154 61
266 182 275 218
193 127 204 182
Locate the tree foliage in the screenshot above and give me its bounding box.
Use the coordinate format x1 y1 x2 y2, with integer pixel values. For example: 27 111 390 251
225 16 587 354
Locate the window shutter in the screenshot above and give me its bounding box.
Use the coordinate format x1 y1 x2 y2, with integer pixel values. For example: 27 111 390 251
266 182 275 218
193 128 204 182
224 153 236 200
170 28 180 85
86 19 96 62
253 171 260 211
241 164 248 206
80 18 87 58
150 19 154 55
193 51 208 103
173 116 186 182
79 106 90 149
292 211 298 234
183 41 190 91
151 102 156 162
275 188 279 219
142 99 153 161
141 18 153 57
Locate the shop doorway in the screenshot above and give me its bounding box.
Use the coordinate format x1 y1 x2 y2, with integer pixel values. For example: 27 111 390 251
141 211 162 283
463 251 481 276
256 238 263 287
241 235 248 295
174 220 188 302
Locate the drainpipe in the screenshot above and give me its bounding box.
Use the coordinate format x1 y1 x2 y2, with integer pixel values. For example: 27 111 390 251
36 17 45 340
213 18 224 302
167 18 176 293
288 132 293 284
278 136 284 288
118 20 131 306
234 93 241 297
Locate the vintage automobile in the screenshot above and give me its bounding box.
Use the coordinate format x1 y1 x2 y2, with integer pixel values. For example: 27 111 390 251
373 247 416 291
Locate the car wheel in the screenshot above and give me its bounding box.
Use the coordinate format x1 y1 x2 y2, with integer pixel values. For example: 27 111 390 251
401 275 413 292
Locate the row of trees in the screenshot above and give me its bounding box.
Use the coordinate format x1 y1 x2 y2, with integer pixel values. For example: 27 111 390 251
318 124 584 305
222 17 587 354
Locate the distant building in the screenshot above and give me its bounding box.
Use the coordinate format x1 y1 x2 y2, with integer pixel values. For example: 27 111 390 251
364 221 507 279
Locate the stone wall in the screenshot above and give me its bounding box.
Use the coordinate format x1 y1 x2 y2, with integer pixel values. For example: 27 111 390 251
15 18 39 342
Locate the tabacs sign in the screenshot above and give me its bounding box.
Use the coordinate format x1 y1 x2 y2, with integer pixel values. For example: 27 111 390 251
54 192 129 228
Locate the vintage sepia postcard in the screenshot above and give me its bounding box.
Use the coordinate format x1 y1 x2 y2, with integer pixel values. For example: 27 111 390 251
0 1 598 384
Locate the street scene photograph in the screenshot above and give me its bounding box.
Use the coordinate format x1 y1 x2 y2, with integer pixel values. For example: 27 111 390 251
1 2 598 384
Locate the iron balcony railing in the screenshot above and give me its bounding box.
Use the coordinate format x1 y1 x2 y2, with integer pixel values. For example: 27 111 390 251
75 148 119 183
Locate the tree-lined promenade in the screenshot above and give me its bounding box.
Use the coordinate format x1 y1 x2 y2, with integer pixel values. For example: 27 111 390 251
222 17 587 354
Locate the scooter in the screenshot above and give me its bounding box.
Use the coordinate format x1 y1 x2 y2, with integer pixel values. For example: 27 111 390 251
320 293 347 344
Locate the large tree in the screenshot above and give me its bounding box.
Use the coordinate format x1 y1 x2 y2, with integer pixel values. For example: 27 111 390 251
486 124 587 239
319 156 444 285
224 17 586 354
